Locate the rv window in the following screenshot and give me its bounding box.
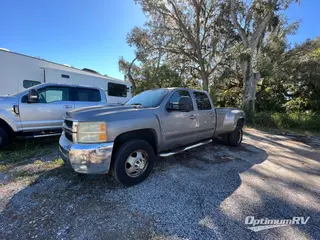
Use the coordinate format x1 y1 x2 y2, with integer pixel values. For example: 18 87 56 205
23 80 41 89
71 88 101 102
61 74 70 79
108 82 127 97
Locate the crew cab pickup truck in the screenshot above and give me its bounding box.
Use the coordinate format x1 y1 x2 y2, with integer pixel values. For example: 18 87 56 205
59 88 245 186
0 83 106 148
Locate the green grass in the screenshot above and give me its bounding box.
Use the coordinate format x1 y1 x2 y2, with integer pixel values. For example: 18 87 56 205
0 136 59 166
0 137 64 183
11 158 64 179
251 112 320 135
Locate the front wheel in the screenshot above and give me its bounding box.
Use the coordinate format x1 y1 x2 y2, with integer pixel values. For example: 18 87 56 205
228 127 243 147
111 140 155 186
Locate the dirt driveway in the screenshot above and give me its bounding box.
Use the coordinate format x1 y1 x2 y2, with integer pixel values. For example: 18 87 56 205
0 129 319 239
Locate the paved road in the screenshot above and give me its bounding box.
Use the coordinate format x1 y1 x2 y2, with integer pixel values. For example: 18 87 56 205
0 129 319 239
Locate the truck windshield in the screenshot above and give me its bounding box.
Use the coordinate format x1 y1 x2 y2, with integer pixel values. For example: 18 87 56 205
126 89 168 107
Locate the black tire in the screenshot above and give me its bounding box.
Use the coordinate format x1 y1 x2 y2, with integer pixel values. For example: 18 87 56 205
221 134 229 144
0 127 9 149
228 127 243 147
112 140 155 186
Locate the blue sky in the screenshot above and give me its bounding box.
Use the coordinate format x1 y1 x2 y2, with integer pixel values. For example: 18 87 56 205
0 0 319 79
286 1 320 44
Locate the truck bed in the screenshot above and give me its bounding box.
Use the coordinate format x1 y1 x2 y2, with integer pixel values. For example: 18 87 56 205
214 108 245 136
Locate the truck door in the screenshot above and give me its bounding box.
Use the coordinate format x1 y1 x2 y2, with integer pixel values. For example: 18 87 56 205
161 90 198 149
193 91 216 140
19 86 74 131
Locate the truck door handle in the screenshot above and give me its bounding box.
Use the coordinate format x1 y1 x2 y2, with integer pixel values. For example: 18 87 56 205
189 114 196 119
64 105 73 109
209 113 214 117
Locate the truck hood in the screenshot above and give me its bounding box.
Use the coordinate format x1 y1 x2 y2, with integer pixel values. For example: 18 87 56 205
0 96 18 105
0 96 15 101
66 105 147 121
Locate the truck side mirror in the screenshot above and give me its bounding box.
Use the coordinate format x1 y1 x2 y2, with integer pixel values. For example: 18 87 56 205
28 89 39 103
178 96 192 112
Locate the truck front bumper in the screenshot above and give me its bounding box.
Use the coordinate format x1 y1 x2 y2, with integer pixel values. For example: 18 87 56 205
59 132 114 174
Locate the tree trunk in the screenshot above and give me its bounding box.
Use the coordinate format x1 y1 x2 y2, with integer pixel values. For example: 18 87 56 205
202 74 209 92
127 56 138 94
199 63 209 92
127 74 136 93
241 56 260 122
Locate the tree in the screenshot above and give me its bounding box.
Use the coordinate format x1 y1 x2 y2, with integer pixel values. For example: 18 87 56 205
282 37 320 112
134 0 232 91
255 17 299 112
228 0 298 119
118 56 140 93
119 60 185 94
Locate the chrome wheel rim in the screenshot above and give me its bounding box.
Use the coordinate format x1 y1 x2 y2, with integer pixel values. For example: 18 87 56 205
237 129 242 144
125 150 149 178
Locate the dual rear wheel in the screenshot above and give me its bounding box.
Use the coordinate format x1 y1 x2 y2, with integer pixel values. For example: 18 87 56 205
221 126 243 147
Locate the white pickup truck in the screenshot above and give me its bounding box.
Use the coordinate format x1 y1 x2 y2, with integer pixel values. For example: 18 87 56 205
0 83 107 148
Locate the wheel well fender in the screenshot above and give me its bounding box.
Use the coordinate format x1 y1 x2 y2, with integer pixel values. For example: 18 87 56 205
113 129 158 154
0 118 14 134
237 118 245 128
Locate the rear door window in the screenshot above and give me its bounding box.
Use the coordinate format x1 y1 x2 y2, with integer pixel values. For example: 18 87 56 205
108 82 127 97
193 92 212 110
71 87 101 102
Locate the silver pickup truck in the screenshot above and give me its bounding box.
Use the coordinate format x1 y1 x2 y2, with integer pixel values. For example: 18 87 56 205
0 83 106 148
59 88 245 186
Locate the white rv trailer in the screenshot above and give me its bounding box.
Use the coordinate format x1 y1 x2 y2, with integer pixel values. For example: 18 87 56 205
0 48 132 104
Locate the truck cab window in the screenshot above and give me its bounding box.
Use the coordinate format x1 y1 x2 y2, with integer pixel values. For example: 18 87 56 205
108 82 127 97
193 92 212 110
71 88 101 102
23 80 41 89
37 87 70 103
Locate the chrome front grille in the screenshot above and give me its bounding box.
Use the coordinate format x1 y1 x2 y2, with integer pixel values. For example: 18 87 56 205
65 131 73 142
63 119 73 132
65 119 73 129
63 118 77 142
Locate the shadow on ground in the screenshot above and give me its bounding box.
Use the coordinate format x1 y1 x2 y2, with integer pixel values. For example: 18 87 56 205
0 129 319 239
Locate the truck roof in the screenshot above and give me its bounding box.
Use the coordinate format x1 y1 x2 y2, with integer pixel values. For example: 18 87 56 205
164 87 209 94
32 82 104 91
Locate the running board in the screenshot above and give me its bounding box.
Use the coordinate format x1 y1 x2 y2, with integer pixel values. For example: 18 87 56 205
159 139 212 157
32 133 62 138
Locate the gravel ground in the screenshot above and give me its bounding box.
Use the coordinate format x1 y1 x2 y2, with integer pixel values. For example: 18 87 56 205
0 128 319 239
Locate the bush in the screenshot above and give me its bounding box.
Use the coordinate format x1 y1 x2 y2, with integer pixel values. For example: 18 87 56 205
252 111 320 131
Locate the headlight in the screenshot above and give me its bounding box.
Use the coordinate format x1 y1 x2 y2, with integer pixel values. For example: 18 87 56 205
77 122 107 143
